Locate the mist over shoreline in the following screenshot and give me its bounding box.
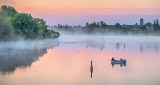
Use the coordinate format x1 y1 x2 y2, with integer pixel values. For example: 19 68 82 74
57 34 160 44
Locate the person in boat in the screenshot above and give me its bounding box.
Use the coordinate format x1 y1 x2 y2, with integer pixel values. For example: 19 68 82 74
112 57 115 61
120 58 123 61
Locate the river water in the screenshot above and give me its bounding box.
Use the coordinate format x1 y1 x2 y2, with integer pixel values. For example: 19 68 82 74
0 35 160 85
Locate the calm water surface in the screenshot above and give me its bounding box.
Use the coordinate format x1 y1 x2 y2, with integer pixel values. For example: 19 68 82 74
0 35 160 85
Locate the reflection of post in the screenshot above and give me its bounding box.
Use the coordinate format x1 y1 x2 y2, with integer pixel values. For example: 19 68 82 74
116 43 119 50
90 60 93 78
153 44 159 53
140 44 143 53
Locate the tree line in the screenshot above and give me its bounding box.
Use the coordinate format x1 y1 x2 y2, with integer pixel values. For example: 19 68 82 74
50 20 160 34
0 5 60 41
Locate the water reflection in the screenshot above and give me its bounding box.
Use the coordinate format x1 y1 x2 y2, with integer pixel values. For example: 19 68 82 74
124 44 126 50
116 43 120 50
139 44 159 53
86 38 105 50
153 44 159 53
0 37 160 85
140 44 143 53
111 63 127 67
0 41 59 75
84 37 160 54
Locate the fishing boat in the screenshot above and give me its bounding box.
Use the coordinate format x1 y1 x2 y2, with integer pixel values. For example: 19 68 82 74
111 58 126 65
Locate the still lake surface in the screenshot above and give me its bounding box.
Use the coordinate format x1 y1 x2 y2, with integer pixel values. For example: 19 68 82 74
0 35 160 85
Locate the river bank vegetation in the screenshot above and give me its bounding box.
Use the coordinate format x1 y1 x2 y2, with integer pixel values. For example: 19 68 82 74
49 20 160 35
0 5 60 41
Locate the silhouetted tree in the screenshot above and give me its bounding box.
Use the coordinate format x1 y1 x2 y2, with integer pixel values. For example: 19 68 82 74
115 23 122 30
153 19 159 31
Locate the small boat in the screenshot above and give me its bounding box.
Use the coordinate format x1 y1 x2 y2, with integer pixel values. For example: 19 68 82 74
111 58 126 66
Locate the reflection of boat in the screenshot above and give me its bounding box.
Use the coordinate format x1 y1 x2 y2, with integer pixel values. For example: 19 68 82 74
111 58 126 67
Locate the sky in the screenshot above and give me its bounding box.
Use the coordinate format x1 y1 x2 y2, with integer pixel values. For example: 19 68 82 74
0 0 160 25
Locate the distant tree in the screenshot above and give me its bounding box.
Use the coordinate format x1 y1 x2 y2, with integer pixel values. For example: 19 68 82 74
85 22 89 28
153 19 159 31
156 19 159 25
145 22 152 27
115 23 122 30
144 22 153 31
133 23 139 31
135 23 138 26
92 22 97 28
134 23 139 27
78 25 81 28
100 21 108 28
97 22 100 27
156 19 160 30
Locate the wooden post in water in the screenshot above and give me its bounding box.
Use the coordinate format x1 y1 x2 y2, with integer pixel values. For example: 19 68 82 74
90 60 93 78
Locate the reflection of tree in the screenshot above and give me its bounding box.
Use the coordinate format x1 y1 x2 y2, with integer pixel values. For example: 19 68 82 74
140 44 143 53
116 43 120 50
86 38 105 50
0 41 59 75
139 44 160 53
153 44 159 53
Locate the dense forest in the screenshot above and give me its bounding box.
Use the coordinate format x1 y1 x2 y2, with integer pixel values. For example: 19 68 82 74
0 5 60 41
49 20 160 34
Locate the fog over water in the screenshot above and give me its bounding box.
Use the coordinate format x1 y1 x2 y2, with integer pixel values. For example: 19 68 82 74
58 34 160 43
0 34 160 85
0 1 160 85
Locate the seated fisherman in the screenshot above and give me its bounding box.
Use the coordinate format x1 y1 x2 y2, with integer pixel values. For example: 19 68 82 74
112 57 115 61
